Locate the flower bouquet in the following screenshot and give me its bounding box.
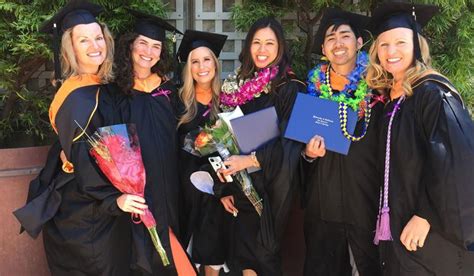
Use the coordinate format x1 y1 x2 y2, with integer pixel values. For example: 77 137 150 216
83 123 170 266
186 112 263 216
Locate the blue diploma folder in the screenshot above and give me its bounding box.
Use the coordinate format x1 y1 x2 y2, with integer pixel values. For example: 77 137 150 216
230 106 280 172
284 93 357 155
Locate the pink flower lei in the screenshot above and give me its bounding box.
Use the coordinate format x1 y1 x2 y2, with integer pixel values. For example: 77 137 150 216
220 66 279 109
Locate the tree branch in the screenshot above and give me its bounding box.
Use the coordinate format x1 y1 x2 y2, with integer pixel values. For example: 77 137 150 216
1 57 47 120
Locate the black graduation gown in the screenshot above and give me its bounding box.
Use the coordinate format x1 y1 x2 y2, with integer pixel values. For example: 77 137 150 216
302 92 383 274
220 77 305 275
378 74 474 275
14 79 132 276
175 98 228 265
302 94 383 229
115 80 184 275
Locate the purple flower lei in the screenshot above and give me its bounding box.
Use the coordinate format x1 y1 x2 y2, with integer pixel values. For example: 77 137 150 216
220 66 279 108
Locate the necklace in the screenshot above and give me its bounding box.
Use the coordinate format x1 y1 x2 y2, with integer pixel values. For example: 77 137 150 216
307 51 372 141
220 66 279 110
307 51 370 111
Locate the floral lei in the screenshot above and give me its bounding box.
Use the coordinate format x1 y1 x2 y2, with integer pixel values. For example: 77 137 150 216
307 51 372 142
307 51 369 112
220 66 279 110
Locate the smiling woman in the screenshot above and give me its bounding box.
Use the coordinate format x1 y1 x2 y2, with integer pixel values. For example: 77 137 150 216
250 27 278 69
13 1 135 275
113 9 197 276
375 27 415 85
70 23 107 74
177 30 225 127
175 29 228 276
59 21 114 83
216 17 306 276
366 3 474 275
131 35 162 77
190 47 216 88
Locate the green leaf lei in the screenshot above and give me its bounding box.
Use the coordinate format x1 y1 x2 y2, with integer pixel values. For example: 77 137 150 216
307 51 370 112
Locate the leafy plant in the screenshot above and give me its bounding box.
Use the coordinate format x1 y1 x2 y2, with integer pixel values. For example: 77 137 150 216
231 1 288 31
0 0 52 147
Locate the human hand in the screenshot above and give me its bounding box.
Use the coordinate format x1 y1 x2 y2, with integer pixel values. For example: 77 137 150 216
220 195 238 217
60 150 68 164
220 155 253 176
304 135 326 159
116 194 147 215
215 169 226 183
400 215 430 251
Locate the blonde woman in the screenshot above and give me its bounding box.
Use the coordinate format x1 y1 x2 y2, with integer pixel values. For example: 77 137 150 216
15 1 140 275
366 3 474 275
176 30 229 276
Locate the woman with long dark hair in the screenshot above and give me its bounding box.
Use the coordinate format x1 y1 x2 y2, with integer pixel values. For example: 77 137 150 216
113 9 196 276
216 17 305 275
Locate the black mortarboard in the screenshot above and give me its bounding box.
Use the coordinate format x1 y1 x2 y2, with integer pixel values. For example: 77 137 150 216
369 2 439 62
39 0 102 34
127 8 183 42
313 7 370 54
126 9 183 84
177 30 228 63
39 0 103 86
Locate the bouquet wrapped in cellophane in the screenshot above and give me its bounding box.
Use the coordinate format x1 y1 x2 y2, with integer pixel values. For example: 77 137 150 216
183 109 263 216
83 123 170 266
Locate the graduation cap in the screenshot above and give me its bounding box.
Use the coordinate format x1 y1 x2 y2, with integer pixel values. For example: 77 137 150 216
127 8 184 84
39 0 104 86
369 2 439 62
313 7 370 54
127 8 183 42
177 30 228 63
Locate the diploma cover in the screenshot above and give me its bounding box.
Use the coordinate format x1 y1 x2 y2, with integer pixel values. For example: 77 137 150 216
284 93 357 155
230 106 280 172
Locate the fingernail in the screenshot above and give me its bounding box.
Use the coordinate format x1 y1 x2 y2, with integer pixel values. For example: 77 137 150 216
233 210 237 217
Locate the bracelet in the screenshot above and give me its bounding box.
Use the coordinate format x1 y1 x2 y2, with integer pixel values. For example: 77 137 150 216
300 150 316 163
250 151 260 168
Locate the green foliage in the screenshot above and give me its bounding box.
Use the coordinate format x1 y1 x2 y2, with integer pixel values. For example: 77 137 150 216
0 0 168 148
95 0 168 34
0 0 53 147
288 37 309 79
418 0 474 113
231 1 288 31
230 0 474 114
